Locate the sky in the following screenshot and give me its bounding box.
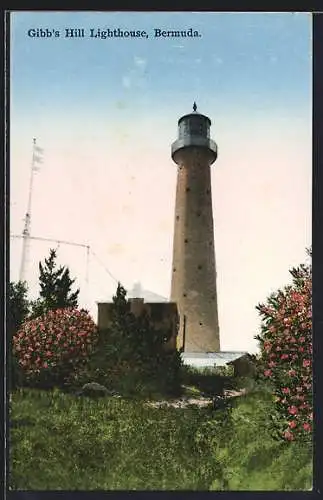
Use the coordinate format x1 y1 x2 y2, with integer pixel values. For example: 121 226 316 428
10 11 312 353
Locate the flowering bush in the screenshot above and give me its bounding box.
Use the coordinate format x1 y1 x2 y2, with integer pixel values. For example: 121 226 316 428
12 308 98 389
255 253 312 442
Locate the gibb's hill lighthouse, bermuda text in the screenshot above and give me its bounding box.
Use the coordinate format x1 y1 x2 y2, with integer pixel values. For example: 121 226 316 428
27 28 201 39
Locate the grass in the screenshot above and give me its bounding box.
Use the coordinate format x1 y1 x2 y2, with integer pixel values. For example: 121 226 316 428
9 379 313 491
209 388 313 491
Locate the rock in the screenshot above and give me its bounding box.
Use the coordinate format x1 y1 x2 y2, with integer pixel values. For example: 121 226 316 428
79 382 110 398
74 383 122 399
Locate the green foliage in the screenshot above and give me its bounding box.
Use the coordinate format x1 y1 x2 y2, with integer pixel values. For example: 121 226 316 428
73 283 182 397
30 249 79 318
13 308 98 389
255 250 312 442
181 365 236 396
9 387 312 490
8 281 30 337
8 281 31 390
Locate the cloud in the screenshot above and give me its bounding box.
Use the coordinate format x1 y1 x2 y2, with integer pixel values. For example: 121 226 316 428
134 56 147 69
121 56 148 90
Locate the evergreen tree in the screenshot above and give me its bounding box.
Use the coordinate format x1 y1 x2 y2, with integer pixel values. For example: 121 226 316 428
109 282 137 360
31 248 79 318
8 281 30 338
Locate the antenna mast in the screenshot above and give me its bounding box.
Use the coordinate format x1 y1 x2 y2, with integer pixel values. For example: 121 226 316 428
19 138 43 283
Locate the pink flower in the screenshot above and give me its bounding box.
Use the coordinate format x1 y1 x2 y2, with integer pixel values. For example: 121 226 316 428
303 359 311 368
303 423 311 432
43 362 48 368
283 430 294 441
280 354 289 360
299 336 306 343
288 406 298 415
264 369 272 377
288 420 297 429
288 369 296 377
282 387 290 394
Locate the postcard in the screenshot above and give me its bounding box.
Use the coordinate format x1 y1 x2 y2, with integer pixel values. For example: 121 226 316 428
8 11 312 491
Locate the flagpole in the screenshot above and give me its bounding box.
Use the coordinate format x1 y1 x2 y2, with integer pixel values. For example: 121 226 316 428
19 138 43 283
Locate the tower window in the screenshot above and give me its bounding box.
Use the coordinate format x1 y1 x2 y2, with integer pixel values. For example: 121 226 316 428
173 267 176 273
199 322 203 326
198 265 202 270
184 239 189 244
206 188 211 194
185 187 191 192
196 211 201 217
176 215 180 221
183 293 187 297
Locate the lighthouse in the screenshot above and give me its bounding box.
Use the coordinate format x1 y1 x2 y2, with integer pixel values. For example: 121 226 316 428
170 103 220 353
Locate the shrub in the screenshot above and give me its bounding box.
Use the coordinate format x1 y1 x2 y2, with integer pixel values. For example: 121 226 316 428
8 281 30 337
255 251 312 442
71 283 183 398
12 308 98 389
181 365 235 397
8 281 31 390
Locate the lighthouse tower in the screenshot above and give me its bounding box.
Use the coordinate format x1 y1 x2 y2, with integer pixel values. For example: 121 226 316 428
170 103 220 353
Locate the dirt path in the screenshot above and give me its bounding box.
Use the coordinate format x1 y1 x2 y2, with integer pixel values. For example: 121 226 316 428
146 388 247 409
